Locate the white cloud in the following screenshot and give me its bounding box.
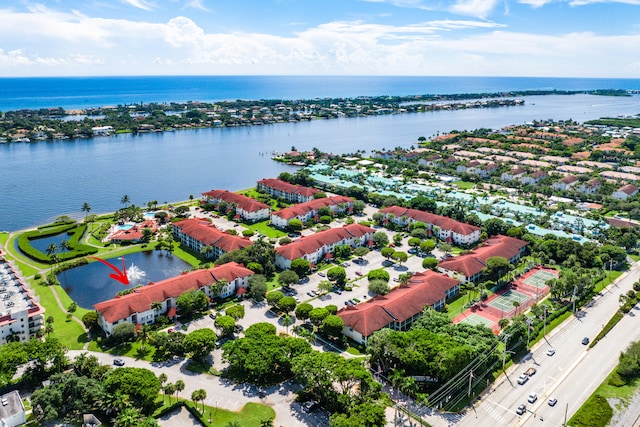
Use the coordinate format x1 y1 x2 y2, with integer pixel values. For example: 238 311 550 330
121 0 155 11
518 0 555 6
185 0 211 12
568 0 640 5
449 0 501 18
0 6 639 77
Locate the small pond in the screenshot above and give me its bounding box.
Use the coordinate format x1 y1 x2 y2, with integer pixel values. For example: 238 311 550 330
20 232 73 254
59 251 191 309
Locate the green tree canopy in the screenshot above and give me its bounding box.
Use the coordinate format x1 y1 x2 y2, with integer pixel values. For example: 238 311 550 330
183 328 217 362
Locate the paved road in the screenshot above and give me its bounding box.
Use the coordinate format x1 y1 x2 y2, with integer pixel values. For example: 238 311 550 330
447 262 640 427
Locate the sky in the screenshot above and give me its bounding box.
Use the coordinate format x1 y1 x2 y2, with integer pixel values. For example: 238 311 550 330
1 0 640 77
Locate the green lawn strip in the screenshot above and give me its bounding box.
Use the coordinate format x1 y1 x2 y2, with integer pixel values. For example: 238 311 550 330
594 271 623 293
36 285 87 349
103 340 156 361
153 398 275 427
245 220 287 238
590 311 624 348
453 181 474 190
0 231 9 246
629 254 640 262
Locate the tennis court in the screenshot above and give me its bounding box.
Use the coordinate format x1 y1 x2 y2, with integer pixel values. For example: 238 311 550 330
523 269 558 288
488 289 530 312
459 313 495 328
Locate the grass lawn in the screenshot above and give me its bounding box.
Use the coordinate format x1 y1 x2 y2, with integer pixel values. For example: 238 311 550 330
104 340 156 361
153 400 275 427
245 220 287 238
453 181 474 190
36 284 88 350
568 371 640 427
629 254 640 262
595 270 623 293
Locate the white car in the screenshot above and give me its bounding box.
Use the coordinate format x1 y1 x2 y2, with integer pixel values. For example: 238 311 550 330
517 374 529 385
548 397 558 407
528 393 538 403
546 348 556 356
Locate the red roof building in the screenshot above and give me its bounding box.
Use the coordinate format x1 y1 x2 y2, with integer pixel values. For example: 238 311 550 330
338 270 460 345
438 235 528 282
172 218 252 259
257 178 318 203
94 262 254 336
379 206 481 245
275 223 373 269
270 195 353 229
109 220 159 244
202 189 270 222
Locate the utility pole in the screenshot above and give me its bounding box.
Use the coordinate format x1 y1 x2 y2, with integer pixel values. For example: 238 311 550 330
468 370 474 396
502 334 511 371
572 285 578 315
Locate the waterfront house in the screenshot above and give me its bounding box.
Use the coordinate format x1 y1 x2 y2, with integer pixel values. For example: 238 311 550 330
379 206 481 245
201 189 270 222
438 235 528 283
270 195 353 229
172 218 252 259
256 178 318 203
274 223 373 270
552 175 579 191
612 184 639 200
501 167 526 182
338 270 460 345
520 170 547 186
94 262 254 336
578 179 602 195
108 220 159 244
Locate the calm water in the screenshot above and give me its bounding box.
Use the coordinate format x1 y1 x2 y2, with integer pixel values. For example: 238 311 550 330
2 75 640 111
2 74 640 232
1 93 639 232
59 251 191 309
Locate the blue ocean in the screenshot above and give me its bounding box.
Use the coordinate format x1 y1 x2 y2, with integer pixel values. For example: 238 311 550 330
2 75 640 111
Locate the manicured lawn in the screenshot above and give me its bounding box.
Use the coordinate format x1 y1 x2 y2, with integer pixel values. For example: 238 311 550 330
245 220 287 238
154 400 275 427
595 270 623 293
36 284 88 350
453 181 474 190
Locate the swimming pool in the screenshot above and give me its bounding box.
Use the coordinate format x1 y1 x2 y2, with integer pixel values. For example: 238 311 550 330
117 223 134 230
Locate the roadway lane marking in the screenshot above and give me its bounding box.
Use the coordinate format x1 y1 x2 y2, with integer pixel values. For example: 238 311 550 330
483 404 507 425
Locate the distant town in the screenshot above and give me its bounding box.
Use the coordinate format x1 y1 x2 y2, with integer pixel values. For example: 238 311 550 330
0 88 629 143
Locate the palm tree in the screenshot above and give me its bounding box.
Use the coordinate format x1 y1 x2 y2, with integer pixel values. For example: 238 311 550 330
81 202 92 222
46 243 58 273
191 389 207 413
121 194 131 208
498 318 510 329
281 314 294 334
115 407 142 427
151 301 163 317
175 379 185 402
513 300 521 315
164 383 176 404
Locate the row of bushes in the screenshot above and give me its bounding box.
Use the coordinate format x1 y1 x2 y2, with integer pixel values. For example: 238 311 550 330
17 223 98 263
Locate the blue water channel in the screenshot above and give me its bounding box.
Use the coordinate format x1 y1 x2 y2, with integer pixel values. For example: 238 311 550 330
58 251 191 309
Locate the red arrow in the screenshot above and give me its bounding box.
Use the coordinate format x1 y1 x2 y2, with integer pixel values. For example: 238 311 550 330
88 256 130 285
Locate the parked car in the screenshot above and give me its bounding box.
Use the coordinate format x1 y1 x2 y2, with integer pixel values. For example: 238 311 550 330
546 348 556 356
302 400 319 413
318 272 326 277
113 358 125 366
528 393 538 403
548 397 558 407
342 262 350 267
516 404 526 415
209 312 217 320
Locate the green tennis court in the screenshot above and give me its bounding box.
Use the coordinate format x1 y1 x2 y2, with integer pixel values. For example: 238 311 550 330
489 290 530 311
523 270 558 288
460 313 494 328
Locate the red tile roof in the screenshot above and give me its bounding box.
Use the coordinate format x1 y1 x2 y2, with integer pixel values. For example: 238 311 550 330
272 195 353 220
276 223 373 260
257 178 318 198
338 270 459 338
95 262 254 323
202 189 270 212
438 235 528 278
560 175 578 184
173 218 252 252
618 184 639 195
379 206 480 236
